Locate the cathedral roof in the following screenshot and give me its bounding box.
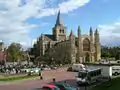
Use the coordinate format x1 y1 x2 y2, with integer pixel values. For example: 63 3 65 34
43 34 54 41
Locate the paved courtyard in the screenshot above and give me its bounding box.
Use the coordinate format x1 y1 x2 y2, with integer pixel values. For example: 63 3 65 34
0 68 88 90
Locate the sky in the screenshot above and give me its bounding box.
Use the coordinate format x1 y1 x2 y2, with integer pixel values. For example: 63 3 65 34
0 0 120 49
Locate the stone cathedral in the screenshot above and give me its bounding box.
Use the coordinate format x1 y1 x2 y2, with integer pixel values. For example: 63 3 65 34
33 11 101 64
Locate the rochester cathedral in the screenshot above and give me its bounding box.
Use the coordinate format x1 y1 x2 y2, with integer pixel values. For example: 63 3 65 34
33 11 101 64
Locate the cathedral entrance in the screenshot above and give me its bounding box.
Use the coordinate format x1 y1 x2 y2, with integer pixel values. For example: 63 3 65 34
82 38 90 62
83 38 90 51
85 52 89 62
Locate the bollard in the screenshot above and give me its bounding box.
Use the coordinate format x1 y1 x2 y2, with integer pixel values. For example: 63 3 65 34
53 78 56 83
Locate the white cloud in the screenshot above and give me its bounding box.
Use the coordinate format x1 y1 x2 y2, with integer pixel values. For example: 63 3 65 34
0 0 90 48
98 20 120 46
37 0 90 18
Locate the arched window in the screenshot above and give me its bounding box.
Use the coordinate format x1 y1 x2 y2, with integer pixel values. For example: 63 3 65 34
83 38 90 51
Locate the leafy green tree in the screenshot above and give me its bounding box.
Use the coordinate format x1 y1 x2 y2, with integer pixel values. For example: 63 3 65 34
101 46 120 59
7 43 22 62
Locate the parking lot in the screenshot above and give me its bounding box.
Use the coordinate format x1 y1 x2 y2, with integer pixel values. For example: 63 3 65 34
0 68 76 90
0 67 111 90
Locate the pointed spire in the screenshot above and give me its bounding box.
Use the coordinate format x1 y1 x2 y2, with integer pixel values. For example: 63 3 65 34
90 26 93 35
95 28 99 35
78 26 81 33
55 10 62 26
70 29 74 36
41 33 44 40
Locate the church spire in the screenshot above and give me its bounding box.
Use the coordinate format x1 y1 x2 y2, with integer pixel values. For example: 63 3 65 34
78 26 81 36
90 26 93 35
55 10 62 26
70 30 74 36
95 28 99 35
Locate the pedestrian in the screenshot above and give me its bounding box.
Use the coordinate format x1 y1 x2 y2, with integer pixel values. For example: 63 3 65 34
53 78 56 83
39 71 43 80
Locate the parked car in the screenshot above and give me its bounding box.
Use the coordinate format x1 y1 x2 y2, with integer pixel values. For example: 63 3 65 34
28 69 41 76
32 84 60 90
54 83 76 90
50 66 58 70
42 66 51 70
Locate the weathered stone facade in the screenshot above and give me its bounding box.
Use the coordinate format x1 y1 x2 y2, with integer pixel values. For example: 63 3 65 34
34 11 101 64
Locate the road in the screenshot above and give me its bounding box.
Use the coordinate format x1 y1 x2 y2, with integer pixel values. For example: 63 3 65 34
0 68 89 90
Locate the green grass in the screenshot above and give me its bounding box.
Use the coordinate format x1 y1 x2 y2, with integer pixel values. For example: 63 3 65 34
91 77 120 90
0 75 39 82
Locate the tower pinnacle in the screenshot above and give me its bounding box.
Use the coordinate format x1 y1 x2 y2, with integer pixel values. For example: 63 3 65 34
55 10 62 26
90 26 93 35
78 26 81 34
70 29 74 36
95 28 99 35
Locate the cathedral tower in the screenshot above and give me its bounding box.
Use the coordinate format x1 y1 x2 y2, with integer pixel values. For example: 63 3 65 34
94 28 101 61
52 10 66 41
77 26 83 63
89 27 95 62
69 30 76 64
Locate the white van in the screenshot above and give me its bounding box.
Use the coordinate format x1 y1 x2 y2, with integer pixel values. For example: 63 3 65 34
112 66 120 76
72 64 86 72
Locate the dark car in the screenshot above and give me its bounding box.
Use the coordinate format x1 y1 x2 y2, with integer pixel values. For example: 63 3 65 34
54 83 76 90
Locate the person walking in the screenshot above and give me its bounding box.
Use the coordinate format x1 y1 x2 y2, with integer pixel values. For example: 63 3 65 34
39 70 43 80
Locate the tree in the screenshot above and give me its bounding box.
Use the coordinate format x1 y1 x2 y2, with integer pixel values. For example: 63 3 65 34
7 43 22 62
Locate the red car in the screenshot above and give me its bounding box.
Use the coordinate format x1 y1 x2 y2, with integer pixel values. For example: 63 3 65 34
32 84 60 90
42 84 60 90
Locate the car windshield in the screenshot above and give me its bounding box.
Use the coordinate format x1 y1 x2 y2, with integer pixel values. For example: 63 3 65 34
78 72 87 78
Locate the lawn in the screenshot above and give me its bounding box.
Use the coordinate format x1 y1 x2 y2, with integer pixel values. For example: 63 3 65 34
91 77 120 90
0 75 39 82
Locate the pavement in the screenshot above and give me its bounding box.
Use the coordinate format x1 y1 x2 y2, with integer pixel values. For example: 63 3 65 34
0 68 93 90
